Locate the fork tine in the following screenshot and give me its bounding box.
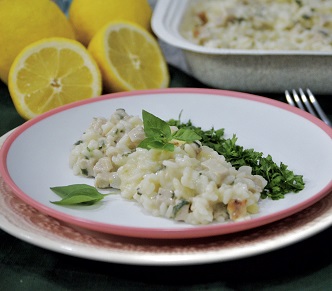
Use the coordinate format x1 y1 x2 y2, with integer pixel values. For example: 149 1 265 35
285 89 332 127
291 89 305 111
299 88 317 117
306 89 332 127
285 90 295 106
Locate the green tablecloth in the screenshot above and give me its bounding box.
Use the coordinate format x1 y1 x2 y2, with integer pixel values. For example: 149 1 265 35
0 66 331 291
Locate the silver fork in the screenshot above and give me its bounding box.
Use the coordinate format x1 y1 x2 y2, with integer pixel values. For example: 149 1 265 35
285 88 332 127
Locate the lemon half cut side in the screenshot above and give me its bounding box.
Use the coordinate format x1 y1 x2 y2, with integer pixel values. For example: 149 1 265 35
8 38 102 120
88 21 169 92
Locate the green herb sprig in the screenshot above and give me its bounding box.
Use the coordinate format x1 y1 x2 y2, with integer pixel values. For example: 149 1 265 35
50 184 115 205
138 110 201 151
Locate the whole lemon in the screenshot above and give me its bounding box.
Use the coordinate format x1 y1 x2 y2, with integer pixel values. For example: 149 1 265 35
68 0 152 46
0 0 75 85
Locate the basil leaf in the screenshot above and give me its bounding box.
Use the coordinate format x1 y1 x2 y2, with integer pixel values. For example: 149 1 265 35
50 184 99 198
159 142 174 151
138 138 175 151
137 137 157 149
172 128 201 142
139 110 201 152
50 184 111 206
51 195 103 206
142 110 171 140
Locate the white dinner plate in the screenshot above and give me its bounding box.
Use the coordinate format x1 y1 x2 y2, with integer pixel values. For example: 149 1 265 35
1 129 331 266
0 88 331 239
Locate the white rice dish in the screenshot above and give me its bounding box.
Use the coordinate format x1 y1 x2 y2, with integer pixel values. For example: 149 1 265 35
180 0 332 51
69 109 267 225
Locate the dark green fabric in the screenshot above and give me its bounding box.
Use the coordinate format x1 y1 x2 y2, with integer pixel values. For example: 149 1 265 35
0 81 25 137
0 66 331 291
0 226 331 291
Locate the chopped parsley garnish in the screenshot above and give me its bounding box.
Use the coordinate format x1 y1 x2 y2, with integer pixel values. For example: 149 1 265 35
173 200 190 217
167 118 305 200
81 168 89 176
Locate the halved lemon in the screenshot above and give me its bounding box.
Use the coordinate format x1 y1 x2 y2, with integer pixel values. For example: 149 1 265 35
8 37 102 120
88 21 169 92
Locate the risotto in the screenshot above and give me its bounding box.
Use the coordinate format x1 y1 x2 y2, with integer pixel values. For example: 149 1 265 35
69 109 267 225
180 0 332 51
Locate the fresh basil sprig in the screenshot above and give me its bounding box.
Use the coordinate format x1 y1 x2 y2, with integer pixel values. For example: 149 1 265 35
138 110 201 151
50 184 114 206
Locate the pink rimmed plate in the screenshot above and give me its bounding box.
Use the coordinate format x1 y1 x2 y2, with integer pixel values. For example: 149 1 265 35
0 88 331 239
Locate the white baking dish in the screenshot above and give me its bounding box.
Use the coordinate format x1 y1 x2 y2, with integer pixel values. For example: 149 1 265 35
151 0 332 94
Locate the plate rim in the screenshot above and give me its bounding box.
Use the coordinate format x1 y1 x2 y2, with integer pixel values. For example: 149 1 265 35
0 88 331 239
